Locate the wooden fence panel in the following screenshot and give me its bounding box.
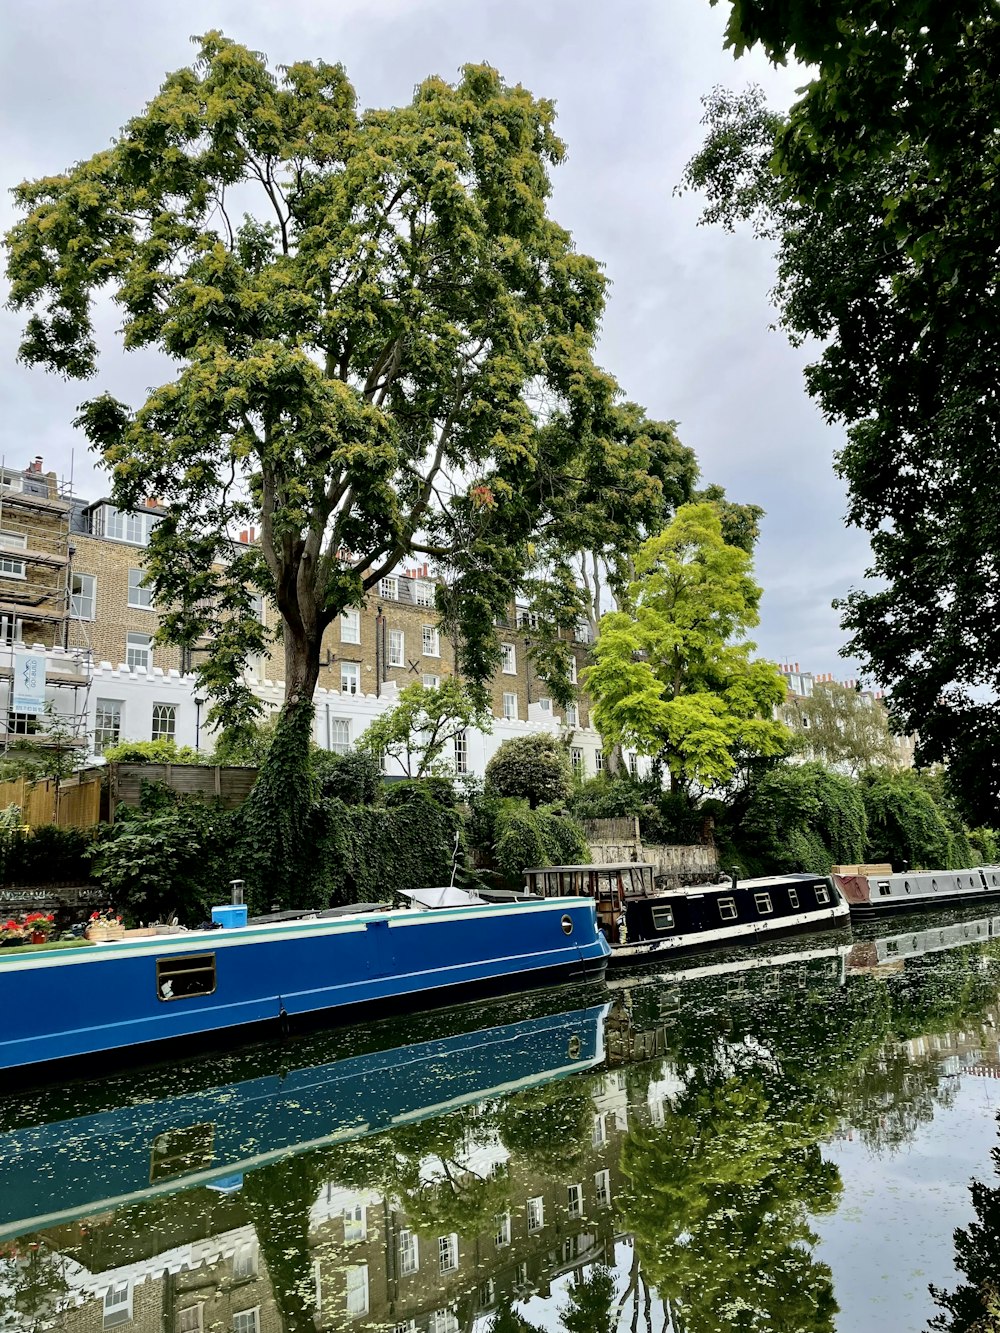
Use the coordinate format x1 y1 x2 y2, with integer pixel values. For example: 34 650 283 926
0 774 101 828
55 777 102 829
579 816 641 846
108 763 259 818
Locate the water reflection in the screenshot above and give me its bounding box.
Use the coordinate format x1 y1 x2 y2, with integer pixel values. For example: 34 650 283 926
5 912 1000 1333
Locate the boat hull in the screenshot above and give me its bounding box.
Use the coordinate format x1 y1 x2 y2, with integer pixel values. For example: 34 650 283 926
0 898 610 1074
609 902 850 961
838 867 1000 920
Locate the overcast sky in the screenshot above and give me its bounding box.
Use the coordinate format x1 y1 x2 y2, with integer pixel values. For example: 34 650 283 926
0 0 871 677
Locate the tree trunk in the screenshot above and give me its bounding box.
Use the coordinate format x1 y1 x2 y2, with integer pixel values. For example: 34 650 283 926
283 622 322 707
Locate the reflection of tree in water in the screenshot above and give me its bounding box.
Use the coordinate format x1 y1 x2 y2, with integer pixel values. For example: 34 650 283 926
839 1042 961 1154
0 1241 70 1331
490 1266 617 1333
929 1112 1000 1331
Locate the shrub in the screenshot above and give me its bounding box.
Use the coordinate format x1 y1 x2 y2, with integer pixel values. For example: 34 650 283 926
312 748 383 805
485 734 573 808
90 792 232 924
493 800 590 886
860 769 956 870
3 825 93 886
102 738 204 765
739 762 868 875
384 775 457 809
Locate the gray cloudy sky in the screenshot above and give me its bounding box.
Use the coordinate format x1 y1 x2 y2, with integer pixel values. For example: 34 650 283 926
0 0 870 677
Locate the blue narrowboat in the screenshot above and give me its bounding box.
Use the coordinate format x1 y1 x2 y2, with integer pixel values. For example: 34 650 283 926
0 995 610 1240
0 891 610 1076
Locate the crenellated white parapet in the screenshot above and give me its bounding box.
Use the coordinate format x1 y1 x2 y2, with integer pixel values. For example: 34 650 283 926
11 645 645 782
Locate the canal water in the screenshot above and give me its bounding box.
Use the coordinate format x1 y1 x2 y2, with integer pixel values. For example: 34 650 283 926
3 912 1000 1333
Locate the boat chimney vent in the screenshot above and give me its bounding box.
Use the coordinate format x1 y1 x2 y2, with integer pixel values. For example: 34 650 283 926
230 879 245 906
729 865 740 891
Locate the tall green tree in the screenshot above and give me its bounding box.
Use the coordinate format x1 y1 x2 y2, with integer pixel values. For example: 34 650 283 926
584 502 790 799
685 0 1000 824
4 34 651 895
356 677 489 778
781 678 899 776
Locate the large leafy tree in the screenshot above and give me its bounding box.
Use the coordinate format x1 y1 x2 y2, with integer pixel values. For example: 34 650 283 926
781 678 899 776
4 34 664 882
584 502 790 798
356 677 489 778
685 0 1000 824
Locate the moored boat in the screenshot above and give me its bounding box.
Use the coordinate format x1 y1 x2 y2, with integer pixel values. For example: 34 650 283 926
836 866 1000 919
0 889 610 1076
486 862 849 961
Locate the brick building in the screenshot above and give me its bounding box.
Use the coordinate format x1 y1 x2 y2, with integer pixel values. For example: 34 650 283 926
0 459 615 778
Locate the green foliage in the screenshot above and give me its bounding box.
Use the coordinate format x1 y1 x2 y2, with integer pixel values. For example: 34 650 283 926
233 700 318 909
0 706 86 785
860 769 958 871
103 738 204 765
0 823 93 887
930 1116 1000 1332
683 9 1000 822
738 762 868 875
315 787 459 907
485 734 573 808
357 679 490 778
585 503 790 797
90 789 231 924
4 33 672 871
210 715 278 767
311 747 383 806
780 680 898 776
492 800 590 886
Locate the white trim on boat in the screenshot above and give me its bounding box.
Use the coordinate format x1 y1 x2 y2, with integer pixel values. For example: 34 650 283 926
613 903 848 958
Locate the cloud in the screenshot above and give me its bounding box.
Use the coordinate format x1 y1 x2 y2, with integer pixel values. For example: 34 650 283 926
0 0 864 676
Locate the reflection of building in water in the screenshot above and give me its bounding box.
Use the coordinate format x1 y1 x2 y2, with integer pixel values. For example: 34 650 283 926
902 1009 1000 1079
8 1072 636 1333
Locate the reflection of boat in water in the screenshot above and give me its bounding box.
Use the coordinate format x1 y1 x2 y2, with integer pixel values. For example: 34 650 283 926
837 867 1000 918
0 995 610 1241
846 916 1000 974
0 889 610 1076
506 863 849 960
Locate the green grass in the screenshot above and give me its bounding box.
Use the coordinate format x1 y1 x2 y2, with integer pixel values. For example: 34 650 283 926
0 939 92 959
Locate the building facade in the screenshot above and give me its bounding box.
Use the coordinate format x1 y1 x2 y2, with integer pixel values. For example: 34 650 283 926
0 459 615 779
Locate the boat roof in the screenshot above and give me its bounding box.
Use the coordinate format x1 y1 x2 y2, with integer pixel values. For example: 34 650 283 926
399 886 488 908
524 863 656 874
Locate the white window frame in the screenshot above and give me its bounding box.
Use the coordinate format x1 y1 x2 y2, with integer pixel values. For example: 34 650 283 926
71 571 96 620
494 1211 511 1248
151 702 176 742
501 642 516 674
379 575 398 600
422 625 440 657
718 897 738 922
175 1306 203 1333
565 702 579 728
343 1203 366 1243
232 1242 258 1280
438 1233 458 1274
329 718 351 756
592 1113 607 1146
388 629 405 667
788 887 800 910
479 1279 496 1309
345 1264 369 1317
0 530 26 579
415 579 435 607
595 749 604 772
454 729 468 776
754 892 773 915
526 1197 544 1232
568 656 578 685
595 1169 611 1207
341 609 361 644
128 566 153 609
341 662 360 695
95 698 123 751
103 1281 132 1328
503 692 518 721
571 746 584 775
126 632 152 671
232 1311 259 1333
398 1228 419 1276
567 1183 583 1218
97 505 157 547
422 673 440 689
815 883 831 904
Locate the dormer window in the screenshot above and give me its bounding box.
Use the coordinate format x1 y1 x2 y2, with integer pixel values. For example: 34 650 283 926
91 504 158 546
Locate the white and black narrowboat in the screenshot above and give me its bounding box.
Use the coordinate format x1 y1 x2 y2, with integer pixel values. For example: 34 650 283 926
836 866 1000 920
510 863 849 961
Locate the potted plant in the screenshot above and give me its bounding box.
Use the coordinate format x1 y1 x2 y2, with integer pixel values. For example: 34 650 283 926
23 912 56 944
86 909 125 942
1 918 26 947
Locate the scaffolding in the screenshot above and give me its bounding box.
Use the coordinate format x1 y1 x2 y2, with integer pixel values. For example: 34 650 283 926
0 460 92 755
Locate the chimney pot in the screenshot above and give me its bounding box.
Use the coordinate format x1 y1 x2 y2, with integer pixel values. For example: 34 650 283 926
249 526 256 543
239 530 249 544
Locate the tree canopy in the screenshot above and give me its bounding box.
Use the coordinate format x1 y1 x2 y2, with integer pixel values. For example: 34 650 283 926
686 0 1000 824
584 502 789 796
4 33 683 758
781 679 899 776
356 677 489 778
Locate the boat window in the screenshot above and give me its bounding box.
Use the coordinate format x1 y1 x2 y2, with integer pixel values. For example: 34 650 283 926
150 1123 215 1184
815 885 831 904
932 878 938 890
157 953 216 1001
718 898 737 921
651 905 675 932
788 888 800 910
878 881 892 896
754 893 773 915
561 915 574 935
904 880 911 893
